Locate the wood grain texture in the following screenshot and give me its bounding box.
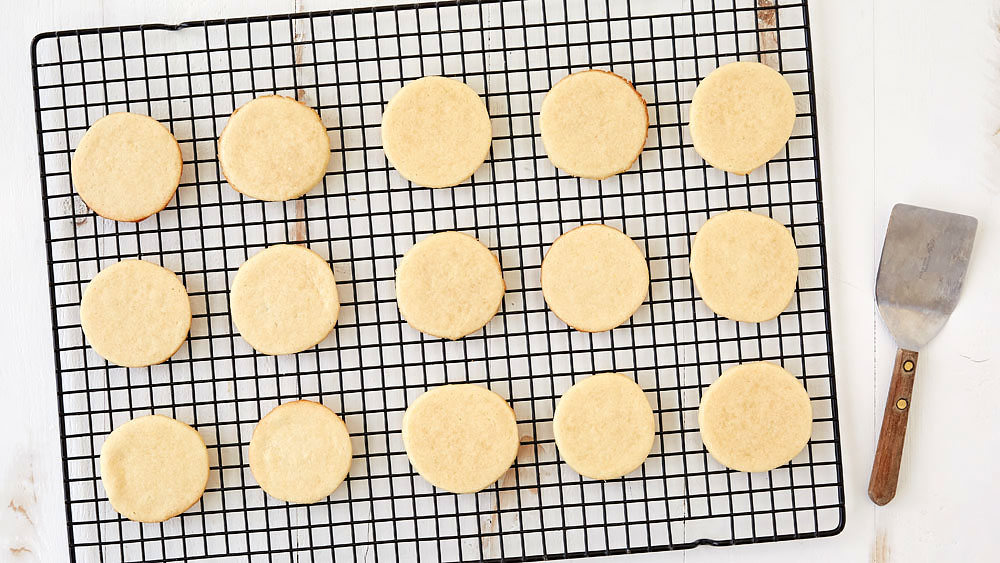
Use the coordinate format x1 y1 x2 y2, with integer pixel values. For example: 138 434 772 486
756 0 779 68
292 0 310 244
869 348 919 505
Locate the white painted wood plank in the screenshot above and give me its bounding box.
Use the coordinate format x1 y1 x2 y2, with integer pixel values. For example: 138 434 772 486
2 0 997 561
0 4 294 562
872 0 1000 561
1 2 100 560
682 0 878 560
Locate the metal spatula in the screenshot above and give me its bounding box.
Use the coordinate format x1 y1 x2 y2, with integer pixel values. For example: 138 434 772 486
869 203 977 505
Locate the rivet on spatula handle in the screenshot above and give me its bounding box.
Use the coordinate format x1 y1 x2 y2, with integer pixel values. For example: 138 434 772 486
868 348 919 505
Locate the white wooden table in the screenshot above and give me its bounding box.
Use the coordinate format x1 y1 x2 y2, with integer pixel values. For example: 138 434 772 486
2 1 997 561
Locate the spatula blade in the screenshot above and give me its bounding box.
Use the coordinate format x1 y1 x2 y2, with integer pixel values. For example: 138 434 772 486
875 203 977 350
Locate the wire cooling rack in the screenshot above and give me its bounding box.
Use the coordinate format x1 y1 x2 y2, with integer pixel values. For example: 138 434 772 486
31 0 844 561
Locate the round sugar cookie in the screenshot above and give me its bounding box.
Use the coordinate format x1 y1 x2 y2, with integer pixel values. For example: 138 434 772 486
381 76 492 188
698 362 812 472
402 384 519 494
100 415 209 522
81 259 191 367
689 61 796 175
230 244 340 355
218 95 331 201
71 112 182 222
553 373 655 480
540 69 648 179
395 231 505 340
541 224 649 332
249 400 353 504
689 210 799 322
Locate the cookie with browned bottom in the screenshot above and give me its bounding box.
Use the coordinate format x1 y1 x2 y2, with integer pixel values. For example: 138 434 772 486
71 112 182 221
540 69 648 179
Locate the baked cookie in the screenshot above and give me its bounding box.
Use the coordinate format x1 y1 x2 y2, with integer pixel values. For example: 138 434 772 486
100 414 209 522
689 61 796 175
540 69 648 179
541 224 649 332
698 362 812 472
381 76 492 188
218 95 331 201
71 112 182 222
249 400 353 504
402 384 519 494
689 210 799 322
395 231 505 340
80 259 191 367
553 373 655 480
230 244 340 355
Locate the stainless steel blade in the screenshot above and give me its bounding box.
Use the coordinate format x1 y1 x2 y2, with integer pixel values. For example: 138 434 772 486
875 203 977 350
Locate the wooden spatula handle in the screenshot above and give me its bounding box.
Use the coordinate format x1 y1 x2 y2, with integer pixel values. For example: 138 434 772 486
868 348 919 505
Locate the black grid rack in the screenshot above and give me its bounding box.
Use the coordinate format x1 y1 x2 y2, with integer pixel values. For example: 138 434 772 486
31 0 845 561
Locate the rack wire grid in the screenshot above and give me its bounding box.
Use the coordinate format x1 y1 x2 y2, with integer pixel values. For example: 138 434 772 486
31 0 845 561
